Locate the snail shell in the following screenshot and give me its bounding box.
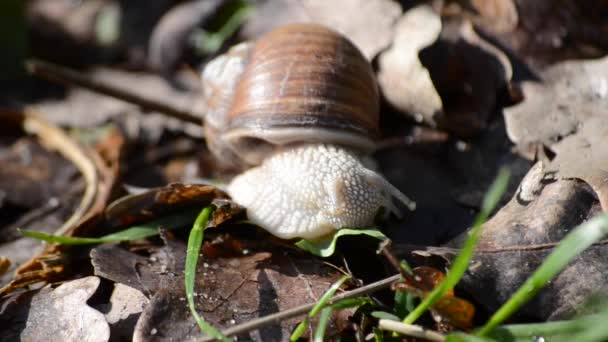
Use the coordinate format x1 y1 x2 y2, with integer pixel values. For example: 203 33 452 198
202 24 413 240
203 23 379 166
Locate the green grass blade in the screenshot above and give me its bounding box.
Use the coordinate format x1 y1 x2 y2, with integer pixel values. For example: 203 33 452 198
289 275 350 341
403 168 510 325
185 206 228 341
477 213 608 336
445 332 492 342
290 317 310 342
310 275 350 316
314 307 333 342
19 209 199 245
314 297 371 342
295 228 387 257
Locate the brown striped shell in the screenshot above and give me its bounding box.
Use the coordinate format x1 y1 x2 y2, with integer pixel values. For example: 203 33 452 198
202 24 379 167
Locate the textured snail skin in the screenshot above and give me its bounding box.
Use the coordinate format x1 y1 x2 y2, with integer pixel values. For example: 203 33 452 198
227 144 412 240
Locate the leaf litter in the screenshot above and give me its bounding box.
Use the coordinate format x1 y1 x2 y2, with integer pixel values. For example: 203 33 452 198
3 1 608 341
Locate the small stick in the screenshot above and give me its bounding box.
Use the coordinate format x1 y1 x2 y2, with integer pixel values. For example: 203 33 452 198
199 274 401 341
378 319 446 342
25 59 203 124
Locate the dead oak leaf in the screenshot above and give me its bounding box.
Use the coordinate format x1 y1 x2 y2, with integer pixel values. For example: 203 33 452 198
378 5 443 126
547 116 608 211
504 56 608 145
21 276 110 342
242 0 402 60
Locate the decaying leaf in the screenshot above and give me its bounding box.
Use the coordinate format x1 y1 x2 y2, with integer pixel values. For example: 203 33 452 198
242 0 402 59
0 276 110 342
92 232 345 341
0 111 122 297
104 183 232 227
298 0 401 59
393 266 475 330
377 5 443 126
546 116 608 211
504 56 608 145
101 283 149 340
428 166 607 320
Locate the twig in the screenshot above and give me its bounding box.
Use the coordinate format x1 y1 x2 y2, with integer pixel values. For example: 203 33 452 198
25 59 203 124
198 274 401 341
378 319 445 341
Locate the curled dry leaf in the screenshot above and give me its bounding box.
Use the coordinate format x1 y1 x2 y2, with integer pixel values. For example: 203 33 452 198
0 110 122 297
429 165 606 320
242 0 402 59
504 56 608 145
393 266 475 329
0 276 110 342
377 5 443 126
104 183 233 228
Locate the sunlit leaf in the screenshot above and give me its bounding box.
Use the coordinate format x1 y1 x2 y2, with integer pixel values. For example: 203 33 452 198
295 228 387 257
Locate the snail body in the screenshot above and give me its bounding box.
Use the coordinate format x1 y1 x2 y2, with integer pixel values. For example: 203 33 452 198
202 24 413 240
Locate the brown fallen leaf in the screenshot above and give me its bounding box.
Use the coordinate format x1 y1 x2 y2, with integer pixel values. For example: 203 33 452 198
101 283 150 340
423 164 606 320
546 116 608 211
92 232 346 341
377 5 443 127
241 0 402 60
0 276 110 342
393 266 475 330
0 110 122 297
504 56 608 145
104 183 235 228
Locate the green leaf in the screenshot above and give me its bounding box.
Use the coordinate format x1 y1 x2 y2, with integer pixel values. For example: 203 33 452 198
184 206 229 341
476 213 608 336
403 168 510 325
295 228 387 257
19 209 199 245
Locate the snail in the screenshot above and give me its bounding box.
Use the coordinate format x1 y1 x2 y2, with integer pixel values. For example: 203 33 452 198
201 24 414 240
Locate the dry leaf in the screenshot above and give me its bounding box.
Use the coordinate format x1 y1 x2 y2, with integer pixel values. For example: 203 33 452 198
242 0 402 60
428 167 607 320
21 277 110 342
504 56 608 145
547 116 608 211
378 5 443 126
393 266 475 330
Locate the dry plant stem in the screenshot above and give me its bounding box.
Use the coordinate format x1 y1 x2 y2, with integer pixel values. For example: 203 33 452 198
378 319 445 342
199 274 401 341
25 59 202 124
377 239 416 282
23 113 98 236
